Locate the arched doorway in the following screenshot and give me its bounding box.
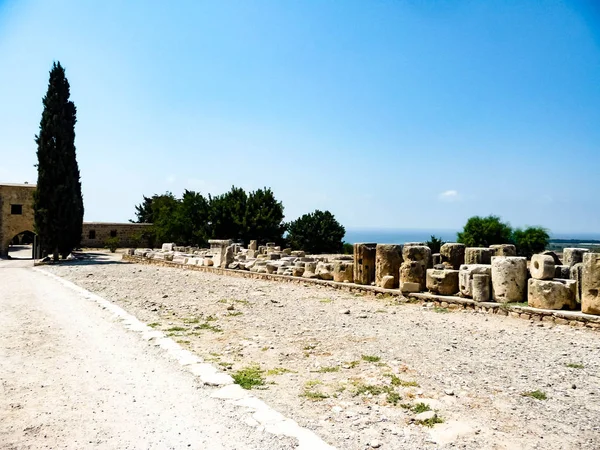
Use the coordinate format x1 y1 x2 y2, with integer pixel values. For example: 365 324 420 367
7 230 37 259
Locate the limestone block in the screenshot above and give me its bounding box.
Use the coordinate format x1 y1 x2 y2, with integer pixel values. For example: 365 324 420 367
291 250 306 257
432 253 442 266
375 244 402 288
491 256 527 303
530 254 555 280
266 263 278 274
282 248 292 255
402 245 431 267
490 244 516 257
400 261 426 291
465 247 492 265
400 282 420 293
459 264 492 297
228 261 240 270
267 253 281 260
570 263 583 304
303 262 318 279
353 243 377 285
164 252 174 262
582 253 600 315
440 243 466 270
316 262 334 280
162 243 175 252
203 258 214 266
172 255 187 264
426 269 459 296
248 240 258 251
472 274 490 302
258 245 266 255
246 250 257 259
333 261 354 283
528 278 578 310
563 248 589 267
292 266 305 277
381 275 395 289
554 265 571 280
223 245 234 268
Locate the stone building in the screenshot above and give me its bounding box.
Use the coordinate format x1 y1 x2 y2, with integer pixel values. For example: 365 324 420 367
0 183 36 257
81 222 152 248
0 182 152 257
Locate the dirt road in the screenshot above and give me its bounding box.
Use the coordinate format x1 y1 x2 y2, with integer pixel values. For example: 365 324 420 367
0 255 307 449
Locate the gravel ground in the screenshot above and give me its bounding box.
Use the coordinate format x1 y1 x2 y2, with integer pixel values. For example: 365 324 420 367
0 256 296 450
44 254 600 450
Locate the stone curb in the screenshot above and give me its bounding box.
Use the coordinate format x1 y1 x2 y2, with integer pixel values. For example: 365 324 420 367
409 293 600 329
33 267 336 450
122 255 600 330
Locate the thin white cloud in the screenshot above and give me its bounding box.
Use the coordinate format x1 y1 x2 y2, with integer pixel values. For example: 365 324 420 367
166 175 176 184
438 190 460 202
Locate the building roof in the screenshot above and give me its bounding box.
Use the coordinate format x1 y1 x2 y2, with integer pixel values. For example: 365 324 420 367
0 182 36 188
83 222 153 226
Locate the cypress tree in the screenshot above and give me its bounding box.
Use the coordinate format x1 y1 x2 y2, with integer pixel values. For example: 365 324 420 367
34 62 84 261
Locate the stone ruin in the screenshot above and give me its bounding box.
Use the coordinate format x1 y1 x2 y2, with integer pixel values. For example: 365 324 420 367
128 241 600 316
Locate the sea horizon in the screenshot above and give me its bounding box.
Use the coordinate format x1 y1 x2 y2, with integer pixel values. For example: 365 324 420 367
342 228 600 245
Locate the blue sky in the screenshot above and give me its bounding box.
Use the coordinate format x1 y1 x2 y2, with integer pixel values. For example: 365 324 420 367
1 0 599 235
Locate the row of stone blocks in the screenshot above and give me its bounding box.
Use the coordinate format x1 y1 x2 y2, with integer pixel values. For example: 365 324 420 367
353 242 517 292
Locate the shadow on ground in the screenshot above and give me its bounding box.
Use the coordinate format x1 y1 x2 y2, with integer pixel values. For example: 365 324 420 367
53 251 126 267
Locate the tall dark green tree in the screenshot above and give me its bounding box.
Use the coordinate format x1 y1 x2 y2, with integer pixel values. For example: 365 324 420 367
34 62 83 261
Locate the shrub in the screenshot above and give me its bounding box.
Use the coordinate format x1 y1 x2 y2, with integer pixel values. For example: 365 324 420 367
105 236 119 253
343 242 354 254
426 235 445 254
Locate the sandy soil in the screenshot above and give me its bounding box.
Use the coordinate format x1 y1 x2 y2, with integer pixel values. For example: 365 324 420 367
44 255 600 450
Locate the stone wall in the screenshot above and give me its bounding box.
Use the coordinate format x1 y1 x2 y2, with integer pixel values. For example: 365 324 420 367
81 222 152 248
0 182 153 256
0 183 36 257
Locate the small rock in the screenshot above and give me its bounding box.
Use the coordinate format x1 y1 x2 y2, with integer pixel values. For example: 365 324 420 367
340 309 351 315
370 441 382 448
444 389 454 396
162 294 168 298
414 411 436 422
358 314 368 319
227 305 235 311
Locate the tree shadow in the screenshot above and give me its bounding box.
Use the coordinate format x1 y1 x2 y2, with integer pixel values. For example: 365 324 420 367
46 251 128 266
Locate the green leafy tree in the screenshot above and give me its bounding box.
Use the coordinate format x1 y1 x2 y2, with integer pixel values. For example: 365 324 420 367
243 187 285 244
457 215 513 247
174 190 211 246
149 192 180 245
513 227 549 259
34 62 84 261
209 186 248 240
132 195 154 223
426 235 445 254
286 210 345 254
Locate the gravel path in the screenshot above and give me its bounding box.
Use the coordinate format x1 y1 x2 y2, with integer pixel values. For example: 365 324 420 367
0 256 297 450
44 254 600 450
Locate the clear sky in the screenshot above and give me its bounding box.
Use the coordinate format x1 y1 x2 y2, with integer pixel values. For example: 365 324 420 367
1 0 599 234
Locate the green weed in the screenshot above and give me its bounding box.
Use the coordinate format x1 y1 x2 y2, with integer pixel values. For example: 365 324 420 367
232 365 265 390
